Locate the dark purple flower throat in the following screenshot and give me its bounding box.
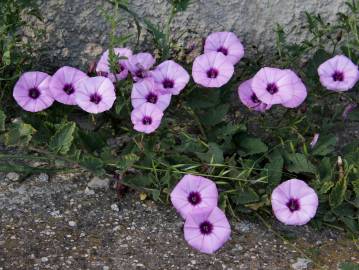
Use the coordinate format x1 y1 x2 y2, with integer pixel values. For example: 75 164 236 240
187 191 201 206
63 84 75 95
28 87 40 99
286 198 300 212
199 221 213 235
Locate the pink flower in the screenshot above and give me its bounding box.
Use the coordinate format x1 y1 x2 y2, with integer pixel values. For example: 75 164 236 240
131 77 171 111
238 79 271 112
13 71 54 112
318 55 359 92
204 31 244 65
49 66 88 105
192 52 234 88
127 52 155 81
96 48 132 82
75 76 116 114
170 175 218 219
251 67 294 105
131 103 164 134
184 207 231 254
309 133 320 149
281 70 307 108
271 179 318 226
151 60 190 95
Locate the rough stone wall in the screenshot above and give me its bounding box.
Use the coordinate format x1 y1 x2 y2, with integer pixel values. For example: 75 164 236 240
35 0 347 70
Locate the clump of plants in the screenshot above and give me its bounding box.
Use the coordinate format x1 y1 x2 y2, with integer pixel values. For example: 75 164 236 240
0 0 358 254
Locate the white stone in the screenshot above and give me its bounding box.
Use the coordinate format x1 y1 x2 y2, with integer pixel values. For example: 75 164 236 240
36 173 49 182
6 172 20 181
84 187 95 195
68 221 76 227
111 203 119 212
291 258 312 270
87 177 109 190
41 257 48 263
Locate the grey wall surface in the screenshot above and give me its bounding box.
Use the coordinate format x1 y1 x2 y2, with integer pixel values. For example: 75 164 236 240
35 0 347 70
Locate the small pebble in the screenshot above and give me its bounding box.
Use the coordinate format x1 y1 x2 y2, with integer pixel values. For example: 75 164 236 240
68 221 76 227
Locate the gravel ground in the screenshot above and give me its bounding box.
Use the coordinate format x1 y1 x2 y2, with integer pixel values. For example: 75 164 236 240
0 172 358 270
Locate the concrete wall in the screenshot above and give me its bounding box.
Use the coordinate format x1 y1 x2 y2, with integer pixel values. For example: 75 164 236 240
35 0 347 70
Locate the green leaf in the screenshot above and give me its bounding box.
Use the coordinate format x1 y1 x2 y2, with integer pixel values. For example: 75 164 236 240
196 142 224 164
116 153 140 170
0 110 5 131
311 135 337 156
238 136 268 156
49 122 76 155
122 174 152 187
232 187 259 205
318 157 333 181
352 179 359 197
171 0 191 12
329 176 347 208
4 121 36 146
199 104 229 126
265 152 284 186
187 89 220 109
319 181 334 194
287 153 316 174
80 155 105 176
339 262 359 270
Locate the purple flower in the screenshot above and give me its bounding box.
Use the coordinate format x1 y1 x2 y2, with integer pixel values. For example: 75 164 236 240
151 60 190 95
127 52 156 81
251 67 294 105
204 31 244 65
49 66 88 105
131 77 171 111
75 76 116 114
238 79 271 112
309 133 320 149
184 207 231 254
318 55 359 92
271 179 318 226
170 174 218 219
192 52 234 88
13 71 54 112
96 48 133 82
131 103 164 134
281 70 307 108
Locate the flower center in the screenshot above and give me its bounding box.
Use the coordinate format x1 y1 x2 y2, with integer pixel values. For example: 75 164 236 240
63 84 75 95
146 92 158 104
28 87 40 99
98 71 109 77
332 71 344 82
90 93 102 104
266 83 278 94
118 64 125 73
135 69 145 79
217 46 228 56
142 116 152 125
286 198 300 212
163 79 174 89
199 221 213 235
187 191 202 206
207 68 218 79
251 94 260 103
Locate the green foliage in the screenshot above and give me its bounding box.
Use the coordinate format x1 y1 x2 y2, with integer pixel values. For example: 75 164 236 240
0 0 42 110
286 153 316 174
49 122 76 155
3 121 36 146
0 0 358 235
0 110 5 131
